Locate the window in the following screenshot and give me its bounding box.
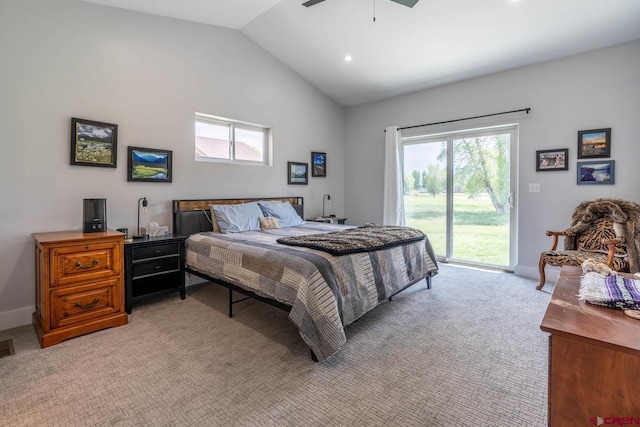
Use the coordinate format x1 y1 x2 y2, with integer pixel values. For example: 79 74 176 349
195 113 271 165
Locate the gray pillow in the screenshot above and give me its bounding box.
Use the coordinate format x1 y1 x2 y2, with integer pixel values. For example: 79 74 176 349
212 202 264 233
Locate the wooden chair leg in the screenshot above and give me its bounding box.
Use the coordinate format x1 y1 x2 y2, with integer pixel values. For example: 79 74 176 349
537 256 547 291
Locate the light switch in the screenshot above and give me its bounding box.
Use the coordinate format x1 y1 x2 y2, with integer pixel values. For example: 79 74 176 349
529 183 540 193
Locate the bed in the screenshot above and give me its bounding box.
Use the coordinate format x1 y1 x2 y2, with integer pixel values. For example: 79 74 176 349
173 197 438 361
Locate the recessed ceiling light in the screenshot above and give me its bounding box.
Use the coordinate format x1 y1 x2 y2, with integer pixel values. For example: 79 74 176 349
344 55 353 62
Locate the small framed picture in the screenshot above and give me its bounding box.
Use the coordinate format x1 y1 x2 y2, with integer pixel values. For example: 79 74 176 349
536 149 568 171
577 160 615 185
70 118 118 167
127 146 172 183
311 152 326 177
287 161 308 185
577 128 611 159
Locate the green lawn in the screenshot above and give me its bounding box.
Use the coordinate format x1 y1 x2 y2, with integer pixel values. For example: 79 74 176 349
404 193 510 266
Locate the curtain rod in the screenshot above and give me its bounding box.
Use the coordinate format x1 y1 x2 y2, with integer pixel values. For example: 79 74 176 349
387 108 531 132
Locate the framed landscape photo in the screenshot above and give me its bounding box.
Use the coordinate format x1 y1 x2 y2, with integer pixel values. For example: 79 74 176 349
287 161 308 185
70 118 118 167
311 152 326 177
536 149 568 171
577 128 611 159
127 146 172 183
577 160 614 185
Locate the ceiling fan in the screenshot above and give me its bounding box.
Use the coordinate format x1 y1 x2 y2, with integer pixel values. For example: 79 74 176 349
303 0 418 7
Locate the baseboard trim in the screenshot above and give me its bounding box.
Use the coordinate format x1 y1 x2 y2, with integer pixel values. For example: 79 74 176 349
0 306 34 332
514 265 560 284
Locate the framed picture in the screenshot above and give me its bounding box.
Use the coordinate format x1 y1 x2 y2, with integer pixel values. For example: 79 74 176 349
127 146 172 183
287 161 308 185
577 128 611 159
577 160 615 185
536 149 568 171
311 152 326 177
70 118 118 167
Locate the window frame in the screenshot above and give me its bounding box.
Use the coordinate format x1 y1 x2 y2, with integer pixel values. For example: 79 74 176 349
195 112 272 166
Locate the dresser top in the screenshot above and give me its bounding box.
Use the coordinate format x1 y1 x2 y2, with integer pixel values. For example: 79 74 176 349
32 229 124 244
540 265 640 355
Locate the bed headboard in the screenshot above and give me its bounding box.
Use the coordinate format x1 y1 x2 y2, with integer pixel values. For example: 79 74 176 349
172 197 304 236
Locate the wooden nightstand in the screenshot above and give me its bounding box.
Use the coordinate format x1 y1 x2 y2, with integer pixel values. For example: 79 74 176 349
32 230 128 348
124 235 186 314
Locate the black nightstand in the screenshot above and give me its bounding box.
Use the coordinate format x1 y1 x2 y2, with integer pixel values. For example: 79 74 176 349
307 217 347 225
124 235 187 314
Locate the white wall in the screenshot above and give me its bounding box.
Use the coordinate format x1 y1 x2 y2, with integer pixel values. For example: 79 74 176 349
344 40 640 279
0 0 345 329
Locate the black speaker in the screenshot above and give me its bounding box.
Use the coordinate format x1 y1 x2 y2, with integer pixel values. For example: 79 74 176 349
83 198 107 233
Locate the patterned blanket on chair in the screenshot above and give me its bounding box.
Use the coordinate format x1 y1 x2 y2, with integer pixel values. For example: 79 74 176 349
579 272 640 310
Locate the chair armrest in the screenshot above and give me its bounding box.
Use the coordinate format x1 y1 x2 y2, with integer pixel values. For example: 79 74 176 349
545 230 573 251
602 237 625 245
545 230 573 237
603 237 625 268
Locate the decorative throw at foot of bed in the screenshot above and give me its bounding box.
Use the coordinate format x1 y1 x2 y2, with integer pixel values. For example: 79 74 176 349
276 223 426 255
579 272 640 310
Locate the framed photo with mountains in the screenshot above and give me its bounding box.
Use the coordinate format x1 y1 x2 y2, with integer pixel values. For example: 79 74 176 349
287 161 308 185
127 146 172 183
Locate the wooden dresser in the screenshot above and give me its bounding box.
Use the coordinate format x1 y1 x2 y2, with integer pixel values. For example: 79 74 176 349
32 230 128 348
540 265 640 425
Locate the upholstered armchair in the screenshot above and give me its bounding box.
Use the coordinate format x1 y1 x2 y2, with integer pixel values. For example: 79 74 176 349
537 198 640 290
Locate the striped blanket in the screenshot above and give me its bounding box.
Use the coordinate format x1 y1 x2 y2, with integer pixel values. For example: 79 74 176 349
186 222 438 361
579 272 640 310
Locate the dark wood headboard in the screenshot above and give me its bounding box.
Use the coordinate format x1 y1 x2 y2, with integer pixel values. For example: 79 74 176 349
172 197 304 236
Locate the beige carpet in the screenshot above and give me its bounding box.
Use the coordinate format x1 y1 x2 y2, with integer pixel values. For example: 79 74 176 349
0 264 550 426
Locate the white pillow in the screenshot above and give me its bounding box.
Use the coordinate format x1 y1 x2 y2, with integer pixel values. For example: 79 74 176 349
258 201 304 228
212 202 264 233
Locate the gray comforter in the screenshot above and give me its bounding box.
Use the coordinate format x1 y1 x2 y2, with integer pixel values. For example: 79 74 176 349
186 222 438 361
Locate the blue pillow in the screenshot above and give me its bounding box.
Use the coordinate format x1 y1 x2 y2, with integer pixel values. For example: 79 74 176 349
212 202 264 233
258 201 305 228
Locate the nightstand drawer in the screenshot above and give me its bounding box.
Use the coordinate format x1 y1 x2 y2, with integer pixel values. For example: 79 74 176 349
51 241 121 287
132 242 180 260
133 256 180 278
50 278 121 329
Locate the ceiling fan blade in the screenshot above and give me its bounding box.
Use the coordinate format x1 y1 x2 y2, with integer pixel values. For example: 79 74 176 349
389 0 419 7
303 0 326 7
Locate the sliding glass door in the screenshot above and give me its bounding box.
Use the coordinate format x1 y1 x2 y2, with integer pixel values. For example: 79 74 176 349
402 126 517 269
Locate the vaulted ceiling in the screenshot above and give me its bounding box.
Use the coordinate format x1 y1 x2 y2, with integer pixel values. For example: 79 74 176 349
82 0 640 106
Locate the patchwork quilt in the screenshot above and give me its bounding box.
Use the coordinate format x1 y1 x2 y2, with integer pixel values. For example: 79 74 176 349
186 222 438 361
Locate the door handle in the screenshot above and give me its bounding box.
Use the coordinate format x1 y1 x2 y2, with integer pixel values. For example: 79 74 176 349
507 192 514 209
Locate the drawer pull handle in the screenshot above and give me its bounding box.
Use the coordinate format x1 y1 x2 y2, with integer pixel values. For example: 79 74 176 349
76 259 99 269
154 265 162 270
154 250 162 254
75 298 99 309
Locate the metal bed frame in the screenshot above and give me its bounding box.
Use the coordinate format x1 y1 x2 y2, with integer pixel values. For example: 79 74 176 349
172 196 432 361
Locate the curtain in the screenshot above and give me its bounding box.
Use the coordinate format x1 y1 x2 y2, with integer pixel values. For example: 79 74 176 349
383 125 405 226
